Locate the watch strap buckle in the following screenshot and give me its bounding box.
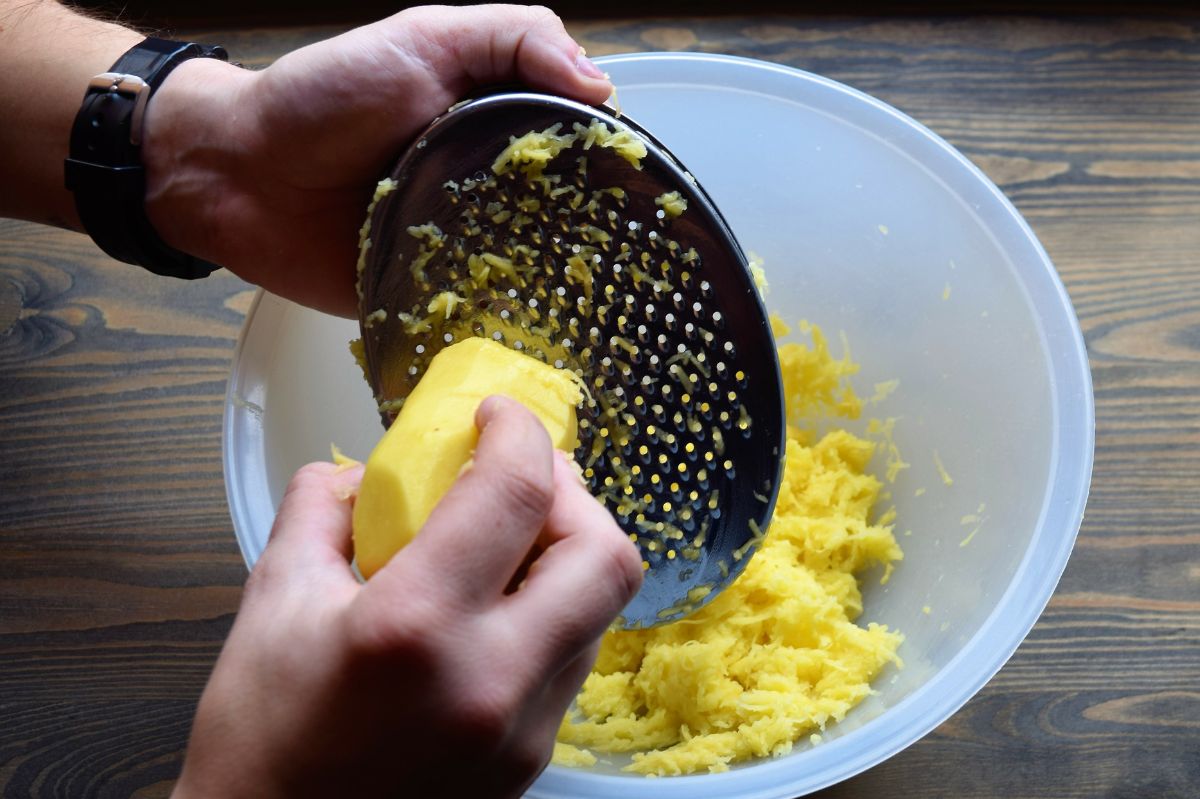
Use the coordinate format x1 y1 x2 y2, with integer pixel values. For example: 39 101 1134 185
87 73 151 145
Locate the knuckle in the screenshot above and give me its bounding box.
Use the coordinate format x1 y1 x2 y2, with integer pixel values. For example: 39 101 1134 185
494 465 555 523
452 686 519 753
345 594 440 674
595 525 645 605
518 4 567 43
525 5 559 25
506 739 552 786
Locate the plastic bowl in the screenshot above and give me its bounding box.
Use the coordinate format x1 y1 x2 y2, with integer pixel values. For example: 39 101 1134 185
223 53 1093 798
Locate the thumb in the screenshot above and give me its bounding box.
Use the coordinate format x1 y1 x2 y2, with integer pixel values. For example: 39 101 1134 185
396 4 613 106
260 461 364 584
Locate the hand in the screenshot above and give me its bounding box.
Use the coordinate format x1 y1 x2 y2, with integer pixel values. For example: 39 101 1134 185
173 397 642 799
141 4 612 316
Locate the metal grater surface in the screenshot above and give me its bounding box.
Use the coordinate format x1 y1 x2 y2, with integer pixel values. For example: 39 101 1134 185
357 93 783 628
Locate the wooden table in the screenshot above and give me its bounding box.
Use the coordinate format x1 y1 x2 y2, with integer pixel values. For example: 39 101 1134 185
2 11 1197 798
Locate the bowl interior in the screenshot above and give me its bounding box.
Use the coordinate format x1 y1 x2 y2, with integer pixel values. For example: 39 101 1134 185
223 53 1092 798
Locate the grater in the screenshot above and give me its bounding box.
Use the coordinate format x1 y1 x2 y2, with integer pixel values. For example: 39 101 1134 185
356 92 784 628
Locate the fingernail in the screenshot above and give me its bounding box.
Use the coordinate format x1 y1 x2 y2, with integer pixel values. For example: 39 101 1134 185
575 52 607 80
475 395 503 430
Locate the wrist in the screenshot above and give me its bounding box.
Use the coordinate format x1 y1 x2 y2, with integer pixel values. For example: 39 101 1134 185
141 57 256 266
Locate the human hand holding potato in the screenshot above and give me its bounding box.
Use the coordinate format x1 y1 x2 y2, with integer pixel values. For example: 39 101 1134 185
172 398 642 799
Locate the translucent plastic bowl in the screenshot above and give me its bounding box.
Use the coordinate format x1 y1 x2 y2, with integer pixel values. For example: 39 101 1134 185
223 53 1093 798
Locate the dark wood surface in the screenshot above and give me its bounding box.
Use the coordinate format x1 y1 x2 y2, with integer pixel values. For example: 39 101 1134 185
2 11 1198 799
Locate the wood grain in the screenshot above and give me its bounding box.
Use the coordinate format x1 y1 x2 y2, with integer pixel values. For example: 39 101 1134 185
0 219 248 798
2 11 1198 799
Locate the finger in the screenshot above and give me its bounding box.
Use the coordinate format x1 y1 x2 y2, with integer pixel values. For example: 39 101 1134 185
501 454 642 668
504 455 587 592
399 4 613 107
396 395 556 605
265 461 363 577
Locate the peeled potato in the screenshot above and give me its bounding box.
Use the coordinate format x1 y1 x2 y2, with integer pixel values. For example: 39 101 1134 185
352 336 582 578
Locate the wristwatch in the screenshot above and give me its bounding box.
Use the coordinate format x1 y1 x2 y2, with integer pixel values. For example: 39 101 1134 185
64 37 230 280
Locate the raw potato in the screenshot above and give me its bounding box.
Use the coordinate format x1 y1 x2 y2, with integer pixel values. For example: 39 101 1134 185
352 337 582 578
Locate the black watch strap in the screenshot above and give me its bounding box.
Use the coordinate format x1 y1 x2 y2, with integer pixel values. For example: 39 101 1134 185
65 38 230 280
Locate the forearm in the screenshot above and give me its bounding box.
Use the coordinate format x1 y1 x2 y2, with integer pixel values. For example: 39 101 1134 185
0 1 141 228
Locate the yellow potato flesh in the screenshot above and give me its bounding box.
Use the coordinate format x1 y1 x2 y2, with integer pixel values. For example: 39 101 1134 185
352 336 581 578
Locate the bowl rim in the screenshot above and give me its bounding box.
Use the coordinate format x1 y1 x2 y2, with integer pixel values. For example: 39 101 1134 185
223 287 272 572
